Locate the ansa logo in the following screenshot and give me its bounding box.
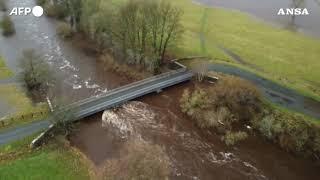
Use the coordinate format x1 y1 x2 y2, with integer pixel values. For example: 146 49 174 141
277 8 309 15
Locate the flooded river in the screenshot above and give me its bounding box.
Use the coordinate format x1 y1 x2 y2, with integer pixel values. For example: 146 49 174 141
0 0 320 179
0 0 128 109
70 83 320 180
195 0 320 38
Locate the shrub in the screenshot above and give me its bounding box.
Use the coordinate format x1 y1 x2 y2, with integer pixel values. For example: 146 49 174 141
314 133 320 155
200 107 234 131
103 139 170 180
0 0 7 11
252 108 320 157
1 16 15 36
18 49 55 100
222 131 248 146
57 22 73 39
180 88 210 118
100 53 151 80
210 75 262 121
44 2 68 19
49 107 76 136
36 0 47 6
180 88 236 131
256 115 283 140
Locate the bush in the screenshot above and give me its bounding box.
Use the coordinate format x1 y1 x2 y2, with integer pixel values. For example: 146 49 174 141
314 133 320 155
18 49 55 100
252 108 320 157
103 139 170 180
0 0 7 11
1 16 15 36
180 88 236 131
180 88 210 117
210 75 262 121
256 115 283 140
277 114 311 152
57 22 73 39
36 0 47 6
222 131 248 146
100 53 151 80
44 2 68 19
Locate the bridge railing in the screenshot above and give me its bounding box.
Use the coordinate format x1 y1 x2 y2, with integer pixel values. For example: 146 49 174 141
65 64 187 110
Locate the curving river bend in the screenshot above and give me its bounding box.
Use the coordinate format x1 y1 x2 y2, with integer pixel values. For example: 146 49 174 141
0 0 320 179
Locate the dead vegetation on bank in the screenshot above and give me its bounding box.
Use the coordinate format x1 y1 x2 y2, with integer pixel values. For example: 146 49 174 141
180 74 320 159
99 53 152 81
103 139 171 180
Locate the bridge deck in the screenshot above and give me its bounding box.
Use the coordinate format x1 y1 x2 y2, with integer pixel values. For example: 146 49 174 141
58 68 193 121
0 68 193 146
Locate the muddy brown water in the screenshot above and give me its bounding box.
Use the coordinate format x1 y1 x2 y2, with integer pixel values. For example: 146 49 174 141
70 82 320 180
1 0 320 179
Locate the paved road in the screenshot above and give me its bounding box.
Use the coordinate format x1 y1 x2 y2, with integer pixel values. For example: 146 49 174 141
0 120 50 145
0 69 193 146
207 63 320 119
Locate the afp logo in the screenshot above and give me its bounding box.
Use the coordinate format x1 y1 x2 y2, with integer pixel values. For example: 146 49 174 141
9 6 44 17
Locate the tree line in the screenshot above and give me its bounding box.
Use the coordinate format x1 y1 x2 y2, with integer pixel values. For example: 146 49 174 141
40 0 183 73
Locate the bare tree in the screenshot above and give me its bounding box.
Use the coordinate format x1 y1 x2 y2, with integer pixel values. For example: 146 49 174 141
289 0 306 30
113 0 183 72
62 0 83 31
49 106 76 136
18 49 55 101
193 61 208 82
146 1 183 64
0 0 7 11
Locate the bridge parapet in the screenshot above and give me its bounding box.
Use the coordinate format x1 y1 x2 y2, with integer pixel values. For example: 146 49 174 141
66 64 187 110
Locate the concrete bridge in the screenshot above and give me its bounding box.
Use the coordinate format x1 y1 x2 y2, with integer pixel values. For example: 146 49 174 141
0 65 193 145
62 67 193 121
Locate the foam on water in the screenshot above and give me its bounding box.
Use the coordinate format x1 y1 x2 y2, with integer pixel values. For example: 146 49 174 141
101 101 267 180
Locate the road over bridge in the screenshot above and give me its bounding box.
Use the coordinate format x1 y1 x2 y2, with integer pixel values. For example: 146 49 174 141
65 68 193 121
0 67 193 145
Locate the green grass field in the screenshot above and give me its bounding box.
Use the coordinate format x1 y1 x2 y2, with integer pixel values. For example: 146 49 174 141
106 0 320 100
0 135 90 180
169 0 320 101
0 56 13 79
0 84 48 131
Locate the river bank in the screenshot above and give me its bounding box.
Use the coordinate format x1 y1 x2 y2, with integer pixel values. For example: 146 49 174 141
184 59 320 120
69 81 320 180
0 0 320 179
